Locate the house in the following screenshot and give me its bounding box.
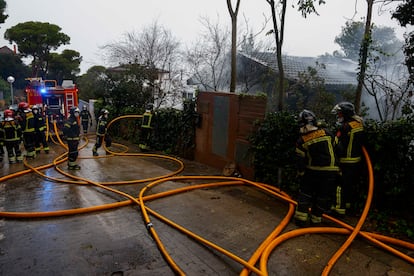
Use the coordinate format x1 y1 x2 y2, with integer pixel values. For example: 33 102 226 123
0 45 15 55
237 51 358 98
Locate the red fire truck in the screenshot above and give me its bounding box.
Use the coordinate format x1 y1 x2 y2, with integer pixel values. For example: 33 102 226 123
25 78 79 126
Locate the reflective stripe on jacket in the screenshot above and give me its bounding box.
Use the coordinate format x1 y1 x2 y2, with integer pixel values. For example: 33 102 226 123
296 128 339 172
335 119 364 164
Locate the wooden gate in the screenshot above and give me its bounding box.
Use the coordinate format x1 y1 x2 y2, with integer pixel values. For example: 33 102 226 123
195 92 266 179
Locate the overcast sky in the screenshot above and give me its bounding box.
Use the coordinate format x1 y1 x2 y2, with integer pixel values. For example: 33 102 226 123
0 0 409 74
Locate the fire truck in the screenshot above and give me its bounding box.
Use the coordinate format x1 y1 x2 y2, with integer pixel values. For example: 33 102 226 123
25 78 79 127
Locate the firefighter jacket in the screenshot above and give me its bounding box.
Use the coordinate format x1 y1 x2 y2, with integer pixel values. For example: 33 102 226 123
335 117 364 164
21 111 36 133
80 110 91 123
63 116 80 141
34 113 46 132
296 125 339 173
0 120 22 142
96 116 108 136
141 111 153 129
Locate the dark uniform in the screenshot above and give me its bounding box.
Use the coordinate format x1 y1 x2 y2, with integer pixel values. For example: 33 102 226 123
332 102 365 215
294 110 339 226
18 102 36 158
92 109 111 156
0 109 23 164
32 105 49 154
63 107 81 170
80 106 92 134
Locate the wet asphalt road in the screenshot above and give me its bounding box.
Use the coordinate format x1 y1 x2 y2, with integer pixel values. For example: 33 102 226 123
0 135 413 275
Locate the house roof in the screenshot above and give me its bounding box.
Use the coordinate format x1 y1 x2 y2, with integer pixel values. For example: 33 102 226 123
0 46 14 55
240 52 358 86
107 64 169 74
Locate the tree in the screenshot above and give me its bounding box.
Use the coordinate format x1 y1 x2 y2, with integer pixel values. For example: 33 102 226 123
76 65 106 101
0 53 30 89
47 49 82 83
266 0 326 111
185 16 230 92
4 21 70 78
335 21 403 63
0 0 7 27
226 0 241 92
101 20 181 108
287 63 336 120
392 0 414 84
101 64 154 116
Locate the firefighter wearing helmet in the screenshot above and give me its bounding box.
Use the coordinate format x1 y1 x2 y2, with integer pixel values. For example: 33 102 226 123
331 102 365 216
63 106 81 170
0 109 23 163
32 105 49 154
18 102 37 158
294 109 339 227
80 105 92 134
92 109 111 156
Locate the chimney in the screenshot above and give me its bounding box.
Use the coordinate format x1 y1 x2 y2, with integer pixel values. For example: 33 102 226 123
13 45 17 54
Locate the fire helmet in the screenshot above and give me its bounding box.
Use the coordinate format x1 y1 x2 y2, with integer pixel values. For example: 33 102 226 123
298 109 317 127
4 109 14 121
18 102 29 110
331 102 355 119
70 106 80 116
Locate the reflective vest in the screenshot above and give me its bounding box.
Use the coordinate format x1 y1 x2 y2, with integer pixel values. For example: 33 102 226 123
141 112 153 129
335 119 364 164
296 128 339 172
22 111 36 133
1 120 22 142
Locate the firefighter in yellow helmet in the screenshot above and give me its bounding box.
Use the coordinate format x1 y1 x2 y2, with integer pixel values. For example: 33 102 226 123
294 109 340 227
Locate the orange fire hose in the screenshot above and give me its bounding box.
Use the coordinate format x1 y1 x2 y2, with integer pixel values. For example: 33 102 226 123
0 116 413 275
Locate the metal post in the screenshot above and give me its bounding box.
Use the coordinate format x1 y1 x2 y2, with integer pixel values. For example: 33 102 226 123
7 76 15 106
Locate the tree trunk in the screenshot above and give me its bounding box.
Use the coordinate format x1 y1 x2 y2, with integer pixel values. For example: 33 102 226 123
355 0 373 114
227 0 241 93
268 0 287 111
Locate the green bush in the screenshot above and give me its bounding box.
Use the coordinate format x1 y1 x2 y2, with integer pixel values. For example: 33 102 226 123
150 101 197 158
248 111 299 193
364 117 414 218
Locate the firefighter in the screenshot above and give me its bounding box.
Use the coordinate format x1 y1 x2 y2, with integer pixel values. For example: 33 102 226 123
138 104 153 151
294 110 339 227
80 105 92 134
63 107 81 170
331 102 365 216
0 109 23 164
18 102 36 159
92 109 111 156
32 105 49 154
